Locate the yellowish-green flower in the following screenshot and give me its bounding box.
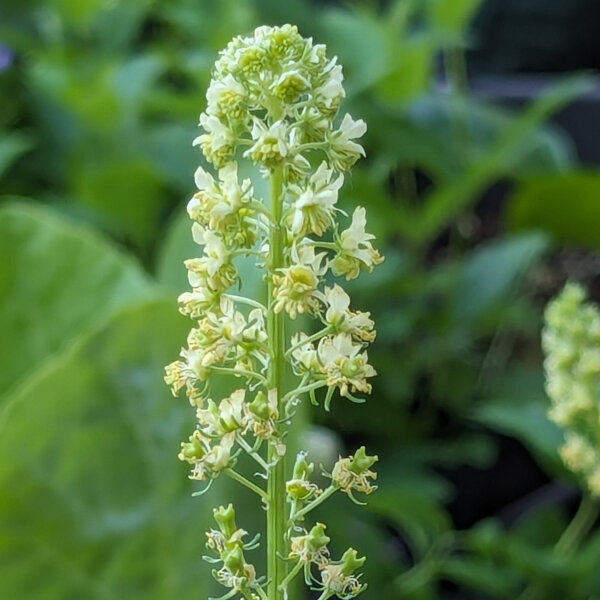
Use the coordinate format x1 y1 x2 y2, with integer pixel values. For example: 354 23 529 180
543 282 600 496
331 446 378 495
332 207 384 280
164 23 382 600
319 548 366 599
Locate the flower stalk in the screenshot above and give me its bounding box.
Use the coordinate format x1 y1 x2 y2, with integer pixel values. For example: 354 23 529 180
266 167 288 598
164 24 383 600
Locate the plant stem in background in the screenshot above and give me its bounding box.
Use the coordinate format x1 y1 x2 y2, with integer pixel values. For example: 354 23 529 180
444 44 470 166
516 494 599 600
555 494 599 556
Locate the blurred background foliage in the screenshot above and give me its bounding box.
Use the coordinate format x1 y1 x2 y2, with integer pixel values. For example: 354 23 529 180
2 0 600 598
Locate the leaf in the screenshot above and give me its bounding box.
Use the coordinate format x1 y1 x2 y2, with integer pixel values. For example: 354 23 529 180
427 0 484 36
319 9 390 95
439 557 521 598
113 54 164 109
417 435 497 469
0 299 233 599
507 171 600 251
374 37 435 105
90 0 154 53
366 460 453 554
72 158 166 248
54 0 106 28
452 232 550 323
405 75 594 244
471 369 565 476
155 211 199 293
143 124 199 192
0 202 153 398
361 90 574 191
0 132 33 179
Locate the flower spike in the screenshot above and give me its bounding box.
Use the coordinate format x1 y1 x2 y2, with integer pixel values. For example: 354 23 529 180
164 23 382 599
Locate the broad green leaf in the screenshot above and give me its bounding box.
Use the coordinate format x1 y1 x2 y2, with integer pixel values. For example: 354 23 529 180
0 132 33 179
322 7 434 103
452 232 550 323
362 92 574 188
439 558 521 598
143 124 199 192
43 56 120 130
471 370 566 476
497 527 600 598
405 76 594 244
465 514 600 597
163 0 258 49
0 299 244 600
319 9 390 95
54 0 106 27
0 202 153 398
570 532 600 588
71 158 166 248
113 54 164 109
374 38 435 105
155 210 196 293
427 0 484 36
90 0 154 54
366 459 452 554
507 171 600 251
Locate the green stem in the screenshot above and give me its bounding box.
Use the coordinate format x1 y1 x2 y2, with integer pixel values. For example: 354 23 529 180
232 248 267 258
308 241 337 250
516 494 599 600
279 559 304 592
443 44 469 167
267 166 287 600
250 199 275 221
255 588 269 600
555 494 599 556
236 434 271 472
225 294 267 312
291 486 337 522
394 532 457 594
285 326 333 358
240 586 267 600
209 366 267 385
254 587 269 600
281 381 327 406
225 468 268 502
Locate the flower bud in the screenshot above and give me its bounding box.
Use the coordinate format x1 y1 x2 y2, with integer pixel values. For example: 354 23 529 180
248 390 270 420
293 451 314 479
339 547 365 576
178 430 206 463
287 452 320 501
306 522 330 553
214 504 238 539
290 522 331 567
332 447 378 495
320 547 366 598
349 446 378 474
